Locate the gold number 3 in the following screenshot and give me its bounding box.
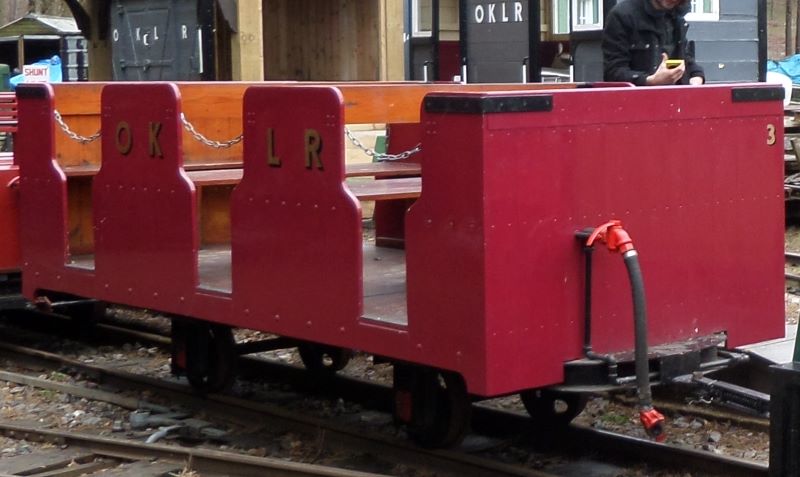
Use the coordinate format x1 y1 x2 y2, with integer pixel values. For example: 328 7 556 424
767 124 777 146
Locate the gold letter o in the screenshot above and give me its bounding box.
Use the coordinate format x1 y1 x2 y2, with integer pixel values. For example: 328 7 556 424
116 121 132 155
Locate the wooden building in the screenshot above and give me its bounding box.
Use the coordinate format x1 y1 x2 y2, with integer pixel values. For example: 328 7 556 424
66 0 404 82
58 0 765 84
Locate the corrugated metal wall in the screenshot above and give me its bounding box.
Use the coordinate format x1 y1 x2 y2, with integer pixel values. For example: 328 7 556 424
573 0 766 84
688 0 765 82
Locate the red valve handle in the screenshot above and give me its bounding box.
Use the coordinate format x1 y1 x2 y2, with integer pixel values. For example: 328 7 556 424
586 219 635 254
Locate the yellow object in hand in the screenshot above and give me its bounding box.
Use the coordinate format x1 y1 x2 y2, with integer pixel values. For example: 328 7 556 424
665 59 684 69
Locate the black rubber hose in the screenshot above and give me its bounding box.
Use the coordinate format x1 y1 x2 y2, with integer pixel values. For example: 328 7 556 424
623 250 652 409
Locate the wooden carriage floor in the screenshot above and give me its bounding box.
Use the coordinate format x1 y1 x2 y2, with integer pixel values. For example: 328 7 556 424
64 245 408 327
67 254 94 270
197 243 409 327
362 245 408 327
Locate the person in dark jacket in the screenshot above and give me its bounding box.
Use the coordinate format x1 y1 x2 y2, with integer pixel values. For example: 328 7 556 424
602 0 705 86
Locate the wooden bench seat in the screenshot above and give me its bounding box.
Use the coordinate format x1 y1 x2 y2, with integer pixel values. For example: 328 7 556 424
0 93 17 134
184 169 421 201
345 162 420 178
62 163 422 202
346 177 421 201
61 161 244 177
185 168 242 186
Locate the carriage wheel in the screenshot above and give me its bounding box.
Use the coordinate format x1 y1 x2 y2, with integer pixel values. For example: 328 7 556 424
520 389 587 428
394 366 471 448
185 323 236 394
297 343 352 373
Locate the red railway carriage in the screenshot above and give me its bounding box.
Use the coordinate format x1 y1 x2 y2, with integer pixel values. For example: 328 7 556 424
14 81 785 446
0 92 20 308
0 152 18 273
0 95 18 266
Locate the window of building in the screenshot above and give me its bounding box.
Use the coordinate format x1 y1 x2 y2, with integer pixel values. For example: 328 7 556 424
552 0 569 35
412 0 433 37
686 0 719 21
572 0 602 31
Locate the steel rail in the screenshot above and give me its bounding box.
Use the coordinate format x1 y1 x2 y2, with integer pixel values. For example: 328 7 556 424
0 340 558 477
785 253 800 284
96 315 775 434
0 421 390 477
563 424 767 477
0 313 771 476
786 251 800 262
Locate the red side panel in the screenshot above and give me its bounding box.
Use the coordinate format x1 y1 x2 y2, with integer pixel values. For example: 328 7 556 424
408 85 785 394
405 112 492 387
16 84 71 296
374 122 423 246
93 83 198 308
0 154 19 273
231 86 362 337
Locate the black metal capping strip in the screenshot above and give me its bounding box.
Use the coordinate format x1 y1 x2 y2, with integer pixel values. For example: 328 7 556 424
424 95 553 114
731 87 785 103
16 84 48 99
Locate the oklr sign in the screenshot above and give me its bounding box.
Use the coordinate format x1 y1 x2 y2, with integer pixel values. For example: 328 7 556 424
473 1 524 24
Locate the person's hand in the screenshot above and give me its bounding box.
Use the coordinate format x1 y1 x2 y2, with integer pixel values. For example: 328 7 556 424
689 76 704 85
645 53 685 86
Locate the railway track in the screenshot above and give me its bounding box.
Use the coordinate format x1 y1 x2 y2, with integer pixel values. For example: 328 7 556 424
0 312 770 476
0 337 556 477
786 251 800 283
0 421 392 477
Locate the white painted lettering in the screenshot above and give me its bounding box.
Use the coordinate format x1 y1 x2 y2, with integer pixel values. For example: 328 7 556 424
474 6 484 23
473 2 525 24
113 29 119 42
136 27 141 41
154 26 159 41
181 25 188 39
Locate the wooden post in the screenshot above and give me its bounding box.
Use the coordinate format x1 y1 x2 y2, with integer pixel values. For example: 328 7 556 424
787 0 793 57
796 0 800 53
231 0 263 81
379 0 405 81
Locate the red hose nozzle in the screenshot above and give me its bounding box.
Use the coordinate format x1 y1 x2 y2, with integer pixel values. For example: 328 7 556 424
586 220 635 254
639 407 666 442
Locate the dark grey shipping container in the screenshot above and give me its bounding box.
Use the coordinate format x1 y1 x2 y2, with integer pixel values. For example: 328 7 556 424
61 35 88 81
110 0 215 81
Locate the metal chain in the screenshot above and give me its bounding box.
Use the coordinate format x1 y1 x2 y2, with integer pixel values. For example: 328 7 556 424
344 127 421 162
52 111 417 160
180 113 243 149
53 110 101 144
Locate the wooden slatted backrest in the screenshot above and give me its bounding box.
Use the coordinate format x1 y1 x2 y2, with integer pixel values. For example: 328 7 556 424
51 81 586 169
0 92 18 133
